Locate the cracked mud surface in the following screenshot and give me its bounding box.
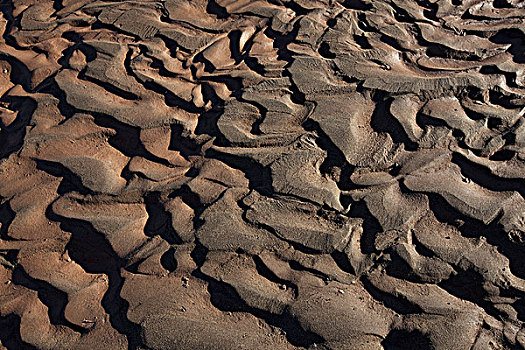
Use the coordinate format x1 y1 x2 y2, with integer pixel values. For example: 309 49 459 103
2 0 525 349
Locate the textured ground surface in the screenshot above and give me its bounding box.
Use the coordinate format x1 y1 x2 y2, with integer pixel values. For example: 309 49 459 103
2 0 525 349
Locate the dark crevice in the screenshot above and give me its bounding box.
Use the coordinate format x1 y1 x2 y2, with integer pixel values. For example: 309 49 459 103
461 9 492 21
38 79 77 120
169 124 202 158
253 255 298 297
35 159 93 196
411 230 437 258
362 277 423 314
143 52 179 79
302 119 349 190
489 89 520 109
285 71 306 105
382 329 433 350
239 207 323 255
493 0 513 8
0 315 37 350
417 0 439 21
346 201 382 254
264 23 300 63
168 185 202 211
384 251 422 283
462 105 491 121
288 260 329 280
207 148 274 196
452 152 525 197
0 96 37 159
157 36 191 57
416 110 448 128
201 75 243 94
425 193 486 238
318 42 336 59
194 109 223 138
424 43 480 61
339 192 353 209
193 51 217 73
356 12 376 33
201 81 222 108
512 297 525 323
52 0 64 13
487 116 503 130
488 229 525 280
52 213 142 349
277 0 309 16
124 257 147 274
245 99 268 136
168 185 205 230
206 0 229 19
370 93 419 150
78 71 140 101
90 112 173 168
62 30 85 45
0 249 17 267
379 35 407 52
438 269 503 320
190 242 323 347
11 266 87 334
244 56 268 76
390 2 417 23
479 65 517 87
489 149 515 161
190 241 208 269
144 192 183 245
491 29 525 63
0 55 32 90
354 35 372 49
91 116 143 157
340 0 373 11
326 17 337 28
331 250 355 275
0 2 15 26
0 202 16 241
160 247 177 272
228 30 243 63
425 193 525 281
209 275 324 347
146 79 204 113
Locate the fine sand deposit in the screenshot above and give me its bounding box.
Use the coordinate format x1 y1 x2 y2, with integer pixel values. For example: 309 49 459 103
1 0 525 349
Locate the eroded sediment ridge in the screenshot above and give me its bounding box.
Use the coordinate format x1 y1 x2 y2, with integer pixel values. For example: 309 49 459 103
2 0 525 349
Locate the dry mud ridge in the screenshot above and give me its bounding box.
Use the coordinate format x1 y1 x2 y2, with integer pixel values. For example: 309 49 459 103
3 0 525 349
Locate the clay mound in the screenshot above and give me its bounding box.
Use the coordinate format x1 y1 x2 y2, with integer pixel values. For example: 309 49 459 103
2 0 525 349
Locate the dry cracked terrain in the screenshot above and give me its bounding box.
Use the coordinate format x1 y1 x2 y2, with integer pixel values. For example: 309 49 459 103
2 0 525 349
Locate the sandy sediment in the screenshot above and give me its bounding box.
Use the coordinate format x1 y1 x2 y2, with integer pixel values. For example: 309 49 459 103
2 0 525 349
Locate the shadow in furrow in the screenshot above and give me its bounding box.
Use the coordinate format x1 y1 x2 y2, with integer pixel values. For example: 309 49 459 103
51 213 143 350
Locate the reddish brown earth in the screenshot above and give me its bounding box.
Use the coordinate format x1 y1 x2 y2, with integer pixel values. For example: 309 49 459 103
1 0 525 349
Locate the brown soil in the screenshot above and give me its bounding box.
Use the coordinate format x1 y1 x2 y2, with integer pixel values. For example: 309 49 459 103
1 0 525 349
